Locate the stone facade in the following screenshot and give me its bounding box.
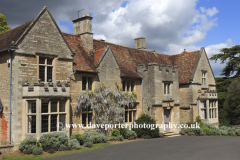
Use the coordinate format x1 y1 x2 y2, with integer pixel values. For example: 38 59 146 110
0 6 218 150
0 52 11 145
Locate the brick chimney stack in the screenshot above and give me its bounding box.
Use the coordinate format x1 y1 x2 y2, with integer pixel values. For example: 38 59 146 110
72 14 93 50
135 37 146 50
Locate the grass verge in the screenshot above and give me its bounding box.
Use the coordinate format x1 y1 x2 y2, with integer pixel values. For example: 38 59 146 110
1 143 110 159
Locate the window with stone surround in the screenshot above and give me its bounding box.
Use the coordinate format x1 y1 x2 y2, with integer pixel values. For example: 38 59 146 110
201 101 207 119
209 100 217 119
202 71 207 85
27 101 36 133
164 83 171 95
41 100 66 133
82 77 92 91
39 57 53 82
81 106 92 127
122 80 134 92
124 104 136 123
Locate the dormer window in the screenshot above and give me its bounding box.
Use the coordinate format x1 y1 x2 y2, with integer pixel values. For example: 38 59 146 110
39 57 53 82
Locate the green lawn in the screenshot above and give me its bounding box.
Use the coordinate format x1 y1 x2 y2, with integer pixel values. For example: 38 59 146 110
1 143 110 159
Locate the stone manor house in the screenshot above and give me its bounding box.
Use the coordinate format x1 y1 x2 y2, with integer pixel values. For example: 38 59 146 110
0 7 218 147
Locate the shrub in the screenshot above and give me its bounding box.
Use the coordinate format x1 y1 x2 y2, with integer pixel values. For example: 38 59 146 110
72 133 84 145
82 132 107 144
19 136 37 153
202 124 220 136
65 145 72 150
219 126 237 136
70 139 81 150
126 129 137 139
202 126 212 135
111 129 120 137
189 128 203 136
211 128 221 136
185 128 190 133
23 149 32 154
132 114 159 138
188 132 195 136
219 128 228 136
195 116 204 128
235 129 240 136
39 132 68 151
32 146 43 155
48 149 55 154
84 141 93 148
119 127 128 139
228 128 236 136
108 135 124 141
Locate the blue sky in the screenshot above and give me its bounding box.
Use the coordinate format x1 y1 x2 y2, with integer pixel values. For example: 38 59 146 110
196 0 240 47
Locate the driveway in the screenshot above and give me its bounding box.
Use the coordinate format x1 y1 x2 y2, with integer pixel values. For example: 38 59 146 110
46 136 240 160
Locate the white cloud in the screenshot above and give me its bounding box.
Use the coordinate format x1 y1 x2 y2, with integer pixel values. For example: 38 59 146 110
205 39 234 77
91 0 219 54
200 7 219 17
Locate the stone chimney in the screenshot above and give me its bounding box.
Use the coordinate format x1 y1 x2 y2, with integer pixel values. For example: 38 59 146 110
72 14 93 50
135 37 146 50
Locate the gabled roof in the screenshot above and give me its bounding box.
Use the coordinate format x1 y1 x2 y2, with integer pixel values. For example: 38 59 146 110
0 20 33 51
170 51 200 84
92 39 200 82
62 33 96 72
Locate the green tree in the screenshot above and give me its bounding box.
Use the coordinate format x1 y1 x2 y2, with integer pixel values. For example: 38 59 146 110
0 13 11 34
224 80 240 125
215 77 240 126
210 45 240 77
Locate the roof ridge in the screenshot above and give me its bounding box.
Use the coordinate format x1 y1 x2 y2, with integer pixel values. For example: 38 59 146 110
93 39 167 55
0 19 33 36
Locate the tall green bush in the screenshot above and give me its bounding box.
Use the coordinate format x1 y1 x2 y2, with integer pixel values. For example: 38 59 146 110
132 114 159 138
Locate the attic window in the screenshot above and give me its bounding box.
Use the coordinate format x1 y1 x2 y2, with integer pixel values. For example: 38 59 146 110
202 71 207 85
38 57 53 82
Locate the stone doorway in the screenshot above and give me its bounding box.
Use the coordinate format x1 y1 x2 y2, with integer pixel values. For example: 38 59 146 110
164 109 171 132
